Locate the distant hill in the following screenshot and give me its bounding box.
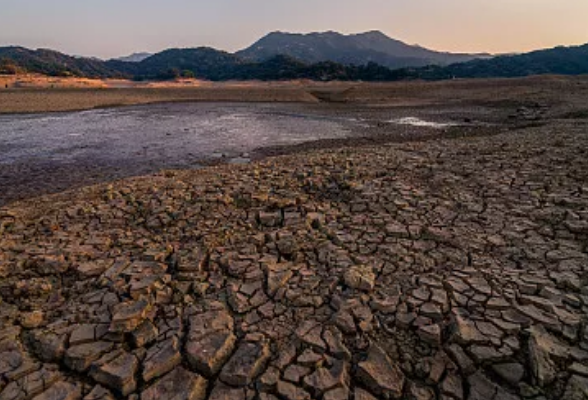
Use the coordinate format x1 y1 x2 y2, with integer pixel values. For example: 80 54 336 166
237 31 491 69
133 47 243 80
0 46 128 78
112 52 153 63
438 43 588 79
1 39 587 83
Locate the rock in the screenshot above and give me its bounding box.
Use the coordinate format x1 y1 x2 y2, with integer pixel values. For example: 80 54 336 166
141 367 207 400
452 315 488 345
259 211 281 227
354 388 378 400
276 380 311 400
283 364 311 383
528 324 569 387
408 383 435 400
28 331 68 362
296 321 327 351
297 348 323 366
323 387 350 400
186 330 236 377
89 350 138 396
208 382 249 400
131 321 158 348
356 344 405 399
466 371 497 400
186 309 237 377
418 324 441 346
32 382 81 400
70 324 98 346
441 373 463 399
420 303 443 321
447 344 476 375
219 340 270 386
257 366 280 391
344 265 375 291
569 362 588 377
84 385 115 400
1 367 61 400
266 268 293 297
110 299 151 333
324 328 351 360
468 345 509 364
492 363 525 385
333 310 356 334
562 374 588 400
277 237 298 256
142 336 181 382
64 342 114 372
426 353 446 385
20 311 44 329
303 359 349 395
486 297 510 310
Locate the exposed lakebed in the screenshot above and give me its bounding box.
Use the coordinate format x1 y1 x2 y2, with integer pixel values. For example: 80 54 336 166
0 101 487 205
0 103 361 166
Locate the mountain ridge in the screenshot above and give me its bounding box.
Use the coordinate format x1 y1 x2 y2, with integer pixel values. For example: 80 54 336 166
1 33 587 82
236 30 492 69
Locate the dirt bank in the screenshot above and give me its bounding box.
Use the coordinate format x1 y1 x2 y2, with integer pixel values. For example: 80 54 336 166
1 75 588 114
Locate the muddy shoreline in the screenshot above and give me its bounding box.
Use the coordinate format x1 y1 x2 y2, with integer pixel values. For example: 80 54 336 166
1 75 587 114
1 75 587 207
0 101 528 207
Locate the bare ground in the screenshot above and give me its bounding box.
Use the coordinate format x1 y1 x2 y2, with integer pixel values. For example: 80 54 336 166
1 104 588 399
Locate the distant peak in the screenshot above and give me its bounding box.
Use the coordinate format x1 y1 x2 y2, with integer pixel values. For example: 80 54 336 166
357 30 387 37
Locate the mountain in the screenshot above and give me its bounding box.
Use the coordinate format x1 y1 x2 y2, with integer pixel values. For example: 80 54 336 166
133 47 243 80
1 40 587 83
113 52 153 63
449 43 588 78
237 31 491 69
0 46 128 78
407 43 588 80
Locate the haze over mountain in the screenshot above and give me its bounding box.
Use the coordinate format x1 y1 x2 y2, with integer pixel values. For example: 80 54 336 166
113 52 153 63
237 31 491 69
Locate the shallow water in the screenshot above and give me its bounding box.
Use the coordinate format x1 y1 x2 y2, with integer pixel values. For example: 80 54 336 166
0 102 358 167
389 117 459 129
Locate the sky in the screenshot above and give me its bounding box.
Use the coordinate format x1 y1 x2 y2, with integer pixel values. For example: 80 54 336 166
1 0 587 59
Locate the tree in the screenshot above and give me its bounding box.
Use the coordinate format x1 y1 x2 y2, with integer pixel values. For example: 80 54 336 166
0 58 19 75
182 69 195 78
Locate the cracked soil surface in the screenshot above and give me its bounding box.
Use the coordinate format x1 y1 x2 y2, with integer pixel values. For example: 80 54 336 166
1 79 588 400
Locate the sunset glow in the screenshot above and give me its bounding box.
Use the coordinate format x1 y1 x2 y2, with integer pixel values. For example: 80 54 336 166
1 0 587 58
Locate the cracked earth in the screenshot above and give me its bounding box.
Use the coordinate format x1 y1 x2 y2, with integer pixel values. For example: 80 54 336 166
1 120 588 400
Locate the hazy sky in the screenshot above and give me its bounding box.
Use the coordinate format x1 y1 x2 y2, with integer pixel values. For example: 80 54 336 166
1 0 587 59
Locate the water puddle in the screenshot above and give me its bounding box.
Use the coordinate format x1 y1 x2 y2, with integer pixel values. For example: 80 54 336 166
389 117 459 129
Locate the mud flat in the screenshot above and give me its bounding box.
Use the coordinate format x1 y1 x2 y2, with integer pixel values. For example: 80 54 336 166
2 75 588 206
1 111 588 399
